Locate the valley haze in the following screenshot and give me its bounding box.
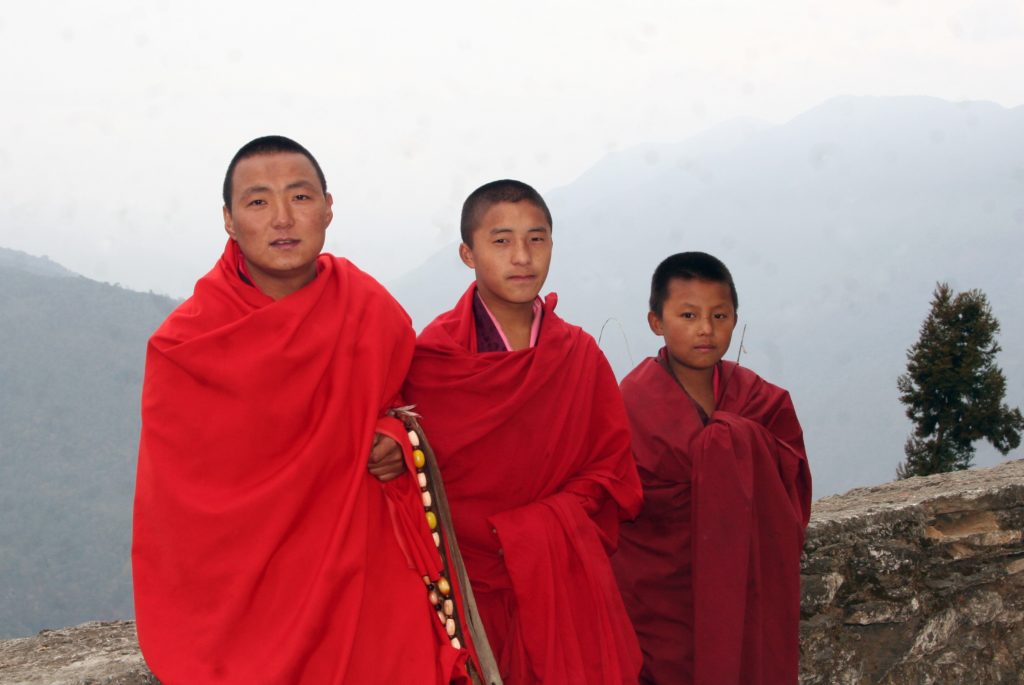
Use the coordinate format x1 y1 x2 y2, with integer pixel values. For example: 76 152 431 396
0 96 1021 642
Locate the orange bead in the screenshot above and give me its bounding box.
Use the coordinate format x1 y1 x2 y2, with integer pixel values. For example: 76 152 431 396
425 511 437 530
437 576 451 596
413 449 426 468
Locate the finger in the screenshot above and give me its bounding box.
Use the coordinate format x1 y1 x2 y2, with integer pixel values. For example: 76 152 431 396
369 443 394 463
368 460 405 481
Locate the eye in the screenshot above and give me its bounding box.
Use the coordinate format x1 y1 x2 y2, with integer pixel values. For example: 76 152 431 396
714 312 730 320
530 235 547 243
493 238 510 245
294 194 311 201
247 198 266 207
681 312 696 319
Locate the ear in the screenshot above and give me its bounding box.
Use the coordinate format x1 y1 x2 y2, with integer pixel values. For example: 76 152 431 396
458 242 476 269
647 310 664 336
223 206 236 239
324 192 334 229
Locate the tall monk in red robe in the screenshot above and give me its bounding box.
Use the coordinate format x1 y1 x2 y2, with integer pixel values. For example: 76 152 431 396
611 252 811 685
403 180 644 685
132 136 468 684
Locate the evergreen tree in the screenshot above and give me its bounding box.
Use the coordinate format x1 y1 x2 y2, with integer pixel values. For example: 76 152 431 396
896 283 1024 478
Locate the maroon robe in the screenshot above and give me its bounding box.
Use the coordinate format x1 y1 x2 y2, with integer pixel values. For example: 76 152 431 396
612 352 811 685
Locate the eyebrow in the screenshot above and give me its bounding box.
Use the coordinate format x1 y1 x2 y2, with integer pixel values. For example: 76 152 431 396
239 180 318 198
679 301 731 308
285 180 318 192
488 225 550 234
239 184 271 198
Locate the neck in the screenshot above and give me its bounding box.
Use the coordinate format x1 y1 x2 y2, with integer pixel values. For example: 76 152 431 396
666 357 717 414
669 362 713 394
478 290 535 351
247 261 318 301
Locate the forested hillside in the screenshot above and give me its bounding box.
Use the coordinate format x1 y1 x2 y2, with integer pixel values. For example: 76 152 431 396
0 249 178 638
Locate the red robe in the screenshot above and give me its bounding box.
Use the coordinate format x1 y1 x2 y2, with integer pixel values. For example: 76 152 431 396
403 284 644 685
612 353 811 685
133 240 467 685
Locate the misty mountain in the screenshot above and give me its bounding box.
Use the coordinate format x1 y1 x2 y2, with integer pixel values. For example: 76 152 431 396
2 95 1021 639
392 95 1024 498
0 248 77 279
0 248 178 638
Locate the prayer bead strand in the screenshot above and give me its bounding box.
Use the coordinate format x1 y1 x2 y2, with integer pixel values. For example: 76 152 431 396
409 427 467 651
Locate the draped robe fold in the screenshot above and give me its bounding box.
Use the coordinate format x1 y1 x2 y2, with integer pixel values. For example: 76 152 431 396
612 354 811 685
133 240 466 685
403 284 644 685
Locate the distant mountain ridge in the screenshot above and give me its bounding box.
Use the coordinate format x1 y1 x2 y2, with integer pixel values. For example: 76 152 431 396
0 247 77 279
392 95 1024 498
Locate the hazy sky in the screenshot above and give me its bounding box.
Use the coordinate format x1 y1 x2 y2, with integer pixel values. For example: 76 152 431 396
2 0 1022 297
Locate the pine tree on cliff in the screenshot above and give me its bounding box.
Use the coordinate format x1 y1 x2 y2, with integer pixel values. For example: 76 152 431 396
896 283 1024 478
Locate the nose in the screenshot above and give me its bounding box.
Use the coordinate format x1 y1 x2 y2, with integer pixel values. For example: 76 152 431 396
696 316 713 334
271 201 294 229
511 239 531 265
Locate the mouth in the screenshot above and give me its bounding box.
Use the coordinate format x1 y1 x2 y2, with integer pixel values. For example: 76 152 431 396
270 238 300 248
508 274 535 282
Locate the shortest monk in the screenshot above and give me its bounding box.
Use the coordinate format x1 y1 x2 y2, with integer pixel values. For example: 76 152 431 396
132 136 468 684
404 180 644 684
612 252 812 685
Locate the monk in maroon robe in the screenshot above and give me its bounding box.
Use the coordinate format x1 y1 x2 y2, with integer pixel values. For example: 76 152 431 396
133 137 468 684
612 252 811 685
404 180 644 684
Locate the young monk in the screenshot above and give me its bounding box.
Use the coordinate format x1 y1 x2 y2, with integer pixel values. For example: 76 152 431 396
611 252 812 685
132 136 469 684
403 180 644 684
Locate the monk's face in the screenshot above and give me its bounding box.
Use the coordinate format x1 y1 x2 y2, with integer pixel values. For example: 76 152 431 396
458 201 552 311
223 152 333 299
650 277 737 374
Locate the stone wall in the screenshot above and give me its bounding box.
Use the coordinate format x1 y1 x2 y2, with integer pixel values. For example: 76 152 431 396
800 458 1024 684
2 460 1021 684
0 621 155 685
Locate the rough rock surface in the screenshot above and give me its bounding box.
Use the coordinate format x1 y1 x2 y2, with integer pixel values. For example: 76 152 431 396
1 460 1021 684
800 458 1024 685
0 621 156 684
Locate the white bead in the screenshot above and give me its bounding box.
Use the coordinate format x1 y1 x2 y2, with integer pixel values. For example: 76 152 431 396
408 430 420 447
433 532 441 547
444 599 454 616
445 618 456 636
417 472 427 488
422 491 433 507
450 637 462 649
437 610 446 624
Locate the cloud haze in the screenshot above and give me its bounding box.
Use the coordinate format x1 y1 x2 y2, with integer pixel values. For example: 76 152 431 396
1 0 1023 295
